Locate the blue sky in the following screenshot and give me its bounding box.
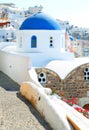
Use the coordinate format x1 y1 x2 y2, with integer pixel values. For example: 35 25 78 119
0 0 89 28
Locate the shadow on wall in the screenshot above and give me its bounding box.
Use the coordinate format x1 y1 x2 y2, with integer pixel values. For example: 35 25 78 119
16 92 53 130
0 71 20 91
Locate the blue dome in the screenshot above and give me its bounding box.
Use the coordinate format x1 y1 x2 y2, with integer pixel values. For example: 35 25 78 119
20 12 61 30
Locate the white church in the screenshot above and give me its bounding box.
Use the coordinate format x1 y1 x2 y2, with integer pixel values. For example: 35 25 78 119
0 11 74 84
16 12 74 67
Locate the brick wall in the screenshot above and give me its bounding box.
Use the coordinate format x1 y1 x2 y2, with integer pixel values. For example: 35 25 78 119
36 63 89 99
35 68 61 94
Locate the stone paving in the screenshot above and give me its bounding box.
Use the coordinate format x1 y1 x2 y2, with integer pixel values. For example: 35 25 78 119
0 71 53 130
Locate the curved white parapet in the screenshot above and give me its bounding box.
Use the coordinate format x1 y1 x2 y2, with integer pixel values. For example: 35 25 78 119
0 49 31 85
20 82 72 130
20 68 89 130
0 42 15 50
46 58 89 79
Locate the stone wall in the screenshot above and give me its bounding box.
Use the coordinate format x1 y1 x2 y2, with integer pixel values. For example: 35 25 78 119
35 68 61 94
35 63 89 100
63 64 89 99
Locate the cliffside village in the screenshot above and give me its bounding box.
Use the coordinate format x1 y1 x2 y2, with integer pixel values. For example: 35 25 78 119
0 3 89 57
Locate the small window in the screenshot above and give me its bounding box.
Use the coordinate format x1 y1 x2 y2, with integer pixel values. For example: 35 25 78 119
50 43 54 47
50 40 53 43
38 72 46 84
50 36 53 39
2 36 5 38
49 36 54 48
31 35 37 48
84 68 89 81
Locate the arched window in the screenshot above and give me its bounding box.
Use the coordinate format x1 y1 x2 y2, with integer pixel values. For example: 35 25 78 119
84 68 89 81
31 35 37 48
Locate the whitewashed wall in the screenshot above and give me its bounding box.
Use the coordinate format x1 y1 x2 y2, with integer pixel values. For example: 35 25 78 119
0 50 31 85
16 30 65 53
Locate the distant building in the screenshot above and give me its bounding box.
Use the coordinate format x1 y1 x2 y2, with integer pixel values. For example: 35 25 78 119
0 26 16 42
0 4 44 42
0 4 43 28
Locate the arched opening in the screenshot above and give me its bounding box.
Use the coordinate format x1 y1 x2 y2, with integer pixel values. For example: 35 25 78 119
31 35 37 48
83 104 89 110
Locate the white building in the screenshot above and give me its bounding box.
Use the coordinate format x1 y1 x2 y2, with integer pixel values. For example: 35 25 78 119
0 12 74 84
0 4 43 28
16 12 74 67
0 26 16 42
